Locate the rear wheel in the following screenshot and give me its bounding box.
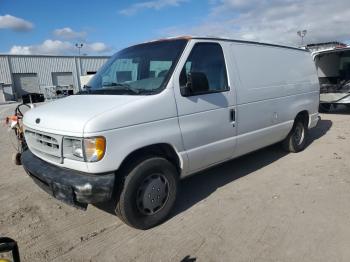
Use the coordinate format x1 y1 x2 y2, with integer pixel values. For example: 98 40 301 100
115 157 178 230
282 118 308 153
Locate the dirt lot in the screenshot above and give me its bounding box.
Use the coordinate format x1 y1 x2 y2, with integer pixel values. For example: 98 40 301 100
1 103 350 262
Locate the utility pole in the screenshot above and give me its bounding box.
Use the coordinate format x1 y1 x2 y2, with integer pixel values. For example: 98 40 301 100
297 30 307 46
75 43 84 56
75 43 84 86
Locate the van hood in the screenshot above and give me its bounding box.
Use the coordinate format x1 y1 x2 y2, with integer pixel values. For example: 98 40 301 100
23 95 145 135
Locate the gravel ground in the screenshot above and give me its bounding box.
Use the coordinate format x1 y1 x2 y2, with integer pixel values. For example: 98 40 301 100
0 103 350 262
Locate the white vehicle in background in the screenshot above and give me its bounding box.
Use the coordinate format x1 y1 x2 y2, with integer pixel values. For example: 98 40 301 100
313 47 350 112
21 37 319 229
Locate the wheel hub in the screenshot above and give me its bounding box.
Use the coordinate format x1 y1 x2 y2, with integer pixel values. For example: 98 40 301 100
293 124 304 145
136 174 169 215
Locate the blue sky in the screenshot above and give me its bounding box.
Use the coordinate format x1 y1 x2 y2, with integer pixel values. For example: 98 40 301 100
0 0 211 55
0 0 349 55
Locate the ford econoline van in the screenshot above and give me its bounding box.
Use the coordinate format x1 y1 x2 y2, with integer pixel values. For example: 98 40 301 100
21 37 320 229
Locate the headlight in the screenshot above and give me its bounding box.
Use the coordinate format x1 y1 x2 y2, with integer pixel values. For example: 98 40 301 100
63 136 106 162
83 137 106 162
63 138 84 160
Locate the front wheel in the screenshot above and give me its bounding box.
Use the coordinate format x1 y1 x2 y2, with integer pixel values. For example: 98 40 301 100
115 157 178 230
282 118 308 153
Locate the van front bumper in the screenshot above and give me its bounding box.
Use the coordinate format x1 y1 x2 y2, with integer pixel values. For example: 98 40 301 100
21 150 115 209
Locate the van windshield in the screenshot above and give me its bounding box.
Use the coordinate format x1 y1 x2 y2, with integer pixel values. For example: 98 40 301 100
84 39 188 95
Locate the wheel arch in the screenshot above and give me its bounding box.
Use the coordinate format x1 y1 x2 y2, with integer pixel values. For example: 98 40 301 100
117 143 183 177
295 110 309 127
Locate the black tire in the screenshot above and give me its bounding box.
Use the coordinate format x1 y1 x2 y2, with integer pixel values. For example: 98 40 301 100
115 157 178 230
282 118 308 153
12 152 22 165
319 103 332 113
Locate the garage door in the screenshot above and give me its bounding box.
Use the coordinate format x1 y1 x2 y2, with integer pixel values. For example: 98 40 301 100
12 73 40 97
52 72 74 87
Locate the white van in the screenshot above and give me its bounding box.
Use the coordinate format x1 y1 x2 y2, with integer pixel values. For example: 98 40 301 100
313 47 350 112
22 37 320 229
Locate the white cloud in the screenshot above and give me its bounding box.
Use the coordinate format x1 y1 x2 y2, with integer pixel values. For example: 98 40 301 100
119 0 187 16
54 27 87 40
9 46 32 55
86 42 109 53
162 0 350 46
9 39 111 55
10 40 73 55
0 14 33 32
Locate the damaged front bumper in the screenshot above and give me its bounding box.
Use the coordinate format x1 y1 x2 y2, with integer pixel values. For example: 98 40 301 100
21 150 115 209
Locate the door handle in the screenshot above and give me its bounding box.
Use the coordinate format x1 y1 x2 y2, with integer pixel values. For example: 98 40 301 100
230 109 236 126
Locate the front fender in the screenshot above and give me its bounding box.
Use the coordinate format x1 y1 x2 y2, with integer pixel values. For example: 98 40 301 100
84 117 188 174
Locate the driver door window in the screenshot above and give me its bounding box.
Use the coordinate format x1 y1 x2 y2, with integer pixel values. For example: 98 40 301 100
179 42 229 96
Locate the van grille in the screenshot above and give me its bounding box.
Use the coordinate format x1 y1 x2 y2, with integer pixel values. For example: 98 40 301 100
25 129 63 163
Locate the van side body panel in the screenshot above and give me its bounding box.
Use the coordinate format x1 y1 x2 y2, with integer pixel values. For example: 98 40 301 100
229 43 319 158
175 40 319 176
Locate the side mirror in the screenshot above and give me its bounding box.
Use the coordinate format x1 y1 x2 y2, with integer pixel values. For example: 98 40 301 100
180 83 191 97
180 72 209 97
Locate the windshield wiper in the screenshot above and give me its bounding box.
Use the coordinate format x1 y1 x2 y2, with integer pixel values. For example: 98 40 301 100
102 82 131 88
134 89 156 95
102 82 141 94
98 87 140 95
103 83 156 95
79 83 155 95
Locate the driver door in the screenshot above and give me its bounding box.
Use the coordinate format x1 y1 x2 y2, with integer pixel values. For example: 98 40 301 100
173 41 237 172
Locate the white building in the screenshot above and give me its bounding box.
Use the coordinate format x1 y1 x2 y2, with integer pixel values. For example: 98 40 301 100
0 54 109 102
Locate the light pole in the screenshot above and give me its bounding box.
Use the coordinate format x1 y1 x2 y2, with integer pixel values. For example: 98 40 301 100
297 30 307 46
75 43 83 56
75 43 84 85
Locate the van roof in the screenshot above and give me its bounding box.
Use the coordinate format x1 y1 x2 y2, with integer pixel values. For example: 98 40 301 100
142 36 308 53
